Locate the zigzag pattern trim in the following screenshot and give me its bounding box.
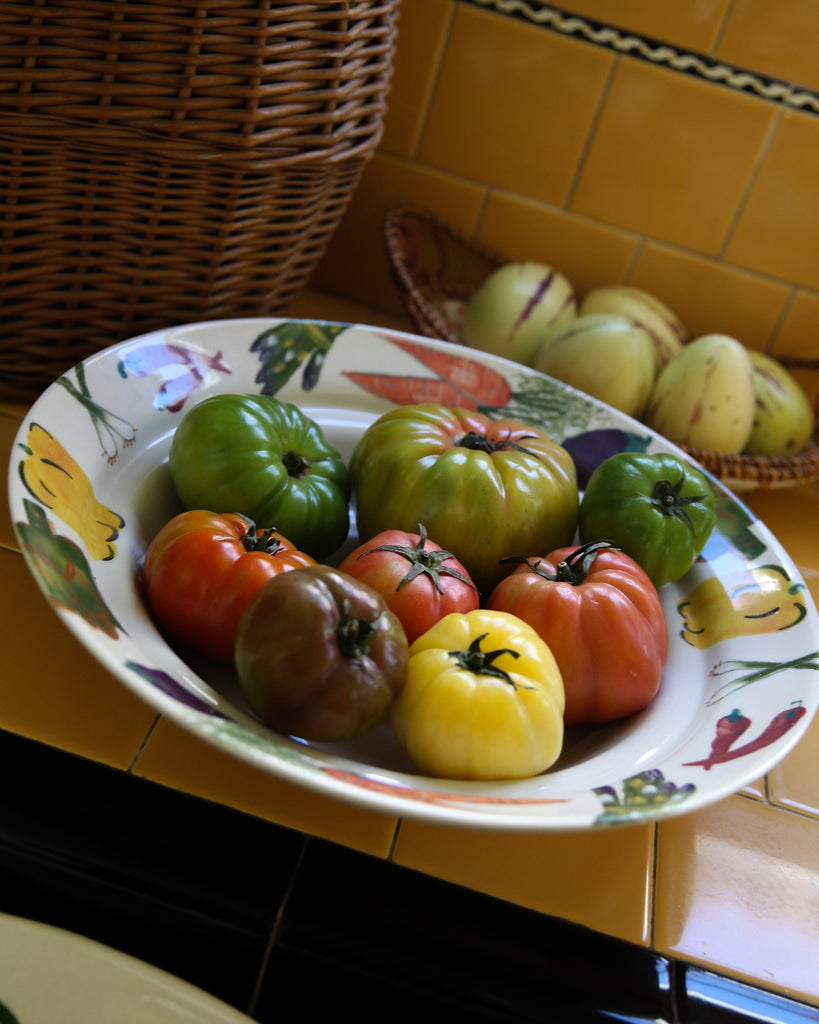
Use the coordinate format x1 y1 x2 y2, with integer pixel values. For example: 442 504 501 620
465 0 819 115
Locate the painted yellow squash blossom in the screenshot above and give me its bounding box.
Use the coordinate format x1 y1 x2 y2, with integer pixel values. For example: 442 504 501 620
391 609 565 780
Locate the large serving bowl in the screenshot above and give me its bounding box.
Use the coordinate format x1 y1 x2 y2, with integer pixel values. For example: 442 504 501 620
8 318 819 831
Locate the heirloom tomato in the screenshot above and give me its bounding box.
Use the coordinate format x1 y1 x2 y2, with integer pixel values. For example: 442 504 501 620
391 609 565 780
168 393 351 560
235 565 408 742
349 403 579 594
578 451 717 587
336 523 479 643
487 540 668 725
142 510 316 662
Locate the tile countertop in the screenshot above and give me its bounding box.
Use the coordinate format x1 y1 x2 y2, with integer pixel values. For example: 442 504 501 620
2 294 819 1020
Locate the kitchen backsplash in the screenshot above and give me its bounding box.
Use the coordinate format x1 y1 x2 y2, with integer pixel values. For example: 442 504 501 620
310 0 819 400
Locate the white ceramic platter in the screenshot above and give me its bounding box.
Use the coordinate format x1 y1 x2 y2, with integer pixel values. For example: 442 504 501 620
8 318 819 830
0 912 253 1023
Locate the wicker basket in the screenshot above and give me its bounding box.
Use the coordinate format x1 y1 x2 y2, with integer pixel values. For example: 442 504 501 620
0 1 399 402
384 203 819 491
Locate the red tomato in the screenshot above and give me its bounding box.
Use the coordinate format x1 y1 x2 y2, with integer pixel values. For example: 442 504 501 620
336 524 479 643
142 510 316 662
486 540 669 725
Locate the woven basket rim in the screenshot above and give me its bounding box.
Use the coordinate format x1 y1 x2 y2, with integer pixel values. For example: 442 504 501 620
383 203 819 489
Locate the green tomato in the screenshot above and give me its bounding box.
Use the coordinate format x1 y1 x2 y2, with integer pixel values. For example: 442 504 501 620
169 393 350 560
577 451 717 587
349 403 579 595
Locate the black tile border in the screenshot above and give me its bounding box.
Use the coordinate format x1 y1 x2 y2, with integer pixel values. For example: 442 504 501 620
461 0 819 117
1 729 818 1022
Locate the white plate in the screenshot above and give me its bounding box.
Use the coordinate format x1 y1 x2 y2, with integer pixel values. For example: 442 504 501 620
0 913 253 1023
9 318 819 830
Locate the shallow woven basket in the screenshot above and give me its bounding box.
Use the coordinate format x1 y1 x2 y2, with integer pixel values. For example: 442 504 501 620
384 203 819 491
0 1 399 402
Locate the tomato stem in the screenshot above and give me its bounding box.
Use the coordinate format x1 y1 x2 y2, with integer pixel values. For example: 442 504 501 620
360 523 476 595
650 472 706 533
239 521 284 555
335 598 377 658
500 540 619 586
449 632 528 689
455 430 542 460
282 449 312 479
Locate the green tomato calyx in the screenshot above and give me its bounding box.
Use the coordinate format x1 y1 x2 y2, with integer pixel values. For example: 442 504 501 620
335 598 378 659
239 518 286 556
361 523 476 596
501 539 620 586
456 430 541 460
448 632 528 689
650 473 706 534
282 448 312 479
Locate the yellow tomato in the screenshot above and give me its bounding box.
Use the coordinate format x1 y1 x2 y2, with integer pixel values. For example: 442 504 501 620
391 610 565 780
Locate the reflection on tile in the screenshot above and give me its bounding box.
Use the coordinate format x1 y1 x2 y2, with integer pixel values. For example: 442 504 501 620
629 244 791 349
571 59 776 255
717 0 819 93
478 193 638 297
768 703 819 819
0 549 157 766
310 152 485 314
393 818 653 946
133 715 399 858
655 795 819 1004
1 409 24 551
726 111 819 292
554 0 732 53
418 3 614 205
379 0 453 159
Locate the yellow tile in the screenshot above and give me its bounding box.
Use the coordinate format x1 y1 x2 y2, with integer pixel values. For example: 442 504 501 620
417 4 614 205
310 151 485 314
726 111 819 292
572 60 776 255
477 193 638 297
717 0 819 92
772 290 819 361
393 819 654 946
629 243 792 348
379 0 454 158
768 702 819 819
558 0 732 52
746 483 819 580
0 548 157 767
1 409 25 552
133 715 398 857
655 795 819 1004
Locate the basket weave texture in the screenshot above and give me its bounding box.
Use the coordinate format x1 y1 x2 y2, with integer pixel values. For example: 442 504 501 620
384 203 819 491
0 1 399 401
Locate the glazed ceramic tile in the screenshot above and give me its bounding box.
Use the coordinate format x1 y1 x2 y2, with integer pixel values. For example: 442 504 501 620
726 111 819 292
133 716 399 857
772 290 819 362
717 0 819 93
556 0 732 53
477 193 638 296
379 0 453 159
655 795 819 1004
285 289 413 333
0 549 156 766
628 243 792 348
310 152 485 313
571 59 776 255
418 3 614 206
393 819 653 946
